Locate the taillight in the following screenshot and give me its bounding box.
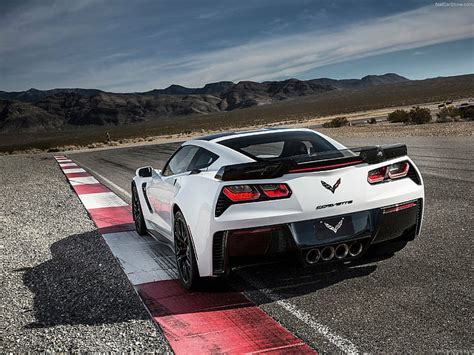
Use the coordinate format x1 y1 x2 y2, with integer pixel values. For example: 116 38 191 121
260 184 291 198
217 183 292 216
367 166 387 184
388 161 409 179
223 185 260 202
368 161 410 184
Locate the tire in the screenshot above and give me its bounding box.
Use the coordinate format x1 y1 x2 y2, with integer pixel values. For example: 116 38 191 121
132 183 147 235
174 211 201 290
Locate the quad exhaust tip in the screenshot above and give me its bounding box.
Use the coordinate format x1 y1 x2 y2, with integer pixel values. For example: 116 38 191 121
349 241 363 257
321 246 335 261
305 241 365 264
305 248 321 264
335 243 349 259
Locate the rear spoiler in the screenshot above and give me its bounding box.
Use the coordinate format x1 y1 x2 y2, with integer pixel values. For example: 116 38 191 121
215 143 407 181
351 143 407 164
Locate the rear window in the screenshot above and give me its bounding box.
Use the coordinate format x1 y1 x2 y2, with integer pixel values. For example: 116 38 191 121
219 131 340 161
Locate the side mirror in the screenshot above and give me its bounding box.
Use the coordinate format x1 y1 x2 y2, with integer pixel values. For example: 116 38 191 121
138 166 153 177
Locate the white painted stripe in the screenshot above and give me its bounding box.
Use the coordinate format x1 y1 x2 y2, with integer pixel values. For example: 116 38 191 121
81 165 132 199
241 272 359 355
62 168 86 173
69 176 100 185
57 159 73 163
60 163 78 167
102 231 178 284
78 192 128 209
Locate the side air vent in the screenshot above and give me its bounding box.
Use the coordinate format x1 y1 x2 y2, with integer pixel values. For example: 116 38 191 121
141 183 153 213
212 231 227 274
215 194 232 217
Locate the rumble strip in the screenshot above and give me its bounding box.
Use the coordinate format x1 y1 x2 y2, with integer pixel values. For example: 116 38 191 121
54 156 315 354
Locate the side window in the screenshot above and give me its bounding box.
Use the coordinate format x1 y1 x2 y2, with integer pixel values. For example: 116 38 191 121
189 148 219 171
162 145 199 176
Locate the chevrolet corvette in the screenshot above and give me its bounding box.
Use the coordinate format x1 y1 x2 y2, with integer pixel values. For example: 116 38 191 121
131 128 424 289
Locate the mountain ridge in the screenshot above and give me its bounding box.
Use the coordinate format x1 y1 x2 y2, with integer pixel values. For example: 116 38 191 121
0 73 408 102
5 73 471 134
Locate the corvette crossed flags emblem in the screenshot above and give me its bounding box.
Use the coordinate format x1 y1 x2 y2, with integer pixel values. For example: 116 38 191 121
323 218 344 233
321 178 341 193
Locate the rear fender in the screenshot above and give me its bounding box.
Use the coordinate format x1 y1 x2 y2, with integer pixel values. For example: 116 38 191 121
172 173 221 277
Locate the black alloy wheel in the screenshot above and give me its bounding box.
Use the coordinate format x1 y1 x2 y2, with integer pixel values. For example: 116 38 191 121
174 211 200 290
132 184 147 235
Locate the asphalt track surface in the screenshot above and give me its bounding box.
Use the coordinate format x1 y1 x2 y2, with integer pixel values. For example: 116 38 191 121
70 135 473 353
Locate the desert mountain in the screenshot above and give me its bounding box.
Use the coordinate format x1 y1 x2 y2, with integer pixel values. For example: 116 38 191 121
0 73 411 133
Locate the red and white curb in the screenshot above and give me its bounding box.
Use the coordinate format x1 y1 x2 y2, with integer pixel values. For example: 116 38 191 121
54 156 316 354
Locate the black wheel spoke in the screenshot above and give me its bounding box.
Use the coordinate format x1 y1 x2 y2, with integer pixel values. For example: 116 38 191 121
174 217 192 285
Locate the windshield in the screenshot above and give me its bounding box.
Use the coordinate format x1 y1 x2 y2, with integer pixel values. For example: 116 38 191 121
218 131 352 161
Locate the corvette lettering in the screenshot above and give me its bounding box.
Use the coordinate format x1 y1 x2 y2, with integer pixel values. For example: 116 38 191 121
316 200 353 210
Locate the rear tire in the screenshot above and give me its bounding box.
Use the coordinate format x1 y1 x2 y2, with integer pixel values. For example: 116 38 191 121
174 211 201 290
132 184 147 235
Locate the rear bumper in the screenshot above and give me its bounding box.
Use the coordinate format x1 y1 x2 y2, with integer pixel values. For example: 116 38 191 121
212 198 423 275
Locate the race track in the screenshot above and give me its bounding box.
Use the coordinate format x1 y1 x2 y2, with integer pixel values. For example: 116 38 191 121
69 135 473 353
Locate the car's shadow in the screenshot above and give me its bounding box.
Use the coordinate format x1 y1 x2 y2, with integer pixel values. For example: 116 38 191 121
20 231 151 328
226 257 379 303
21 230 381 327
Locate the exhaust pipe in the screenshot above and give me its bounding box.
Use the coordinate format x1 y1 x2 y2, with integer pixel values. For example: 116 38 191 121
335 243 349 259
349 241 363 257
305 249 321 264
321 246 335 261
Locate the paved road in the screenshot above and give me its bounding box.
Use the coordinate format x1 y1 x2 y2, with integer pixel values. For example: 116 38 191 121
70 135 473 353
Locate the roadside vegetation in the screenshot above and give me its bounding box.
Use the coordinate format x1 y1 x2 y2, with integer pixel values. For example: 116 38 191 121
322 116 349 128
437 106 474 122
387 107 431 124
388 105 473 125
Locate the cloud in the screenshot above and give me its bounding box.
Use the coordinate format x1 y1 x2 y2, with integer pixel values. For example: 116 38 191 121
154 5 473 88
1 2 472 91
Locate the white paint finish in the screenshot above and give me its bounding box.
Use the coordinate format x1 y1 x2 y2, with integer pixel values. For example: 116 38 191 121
102 231 178 284
61 168 86 173
69 176 100 185
241 272 359 354
57 159 73 163
78 192 128 209
59 163 78 167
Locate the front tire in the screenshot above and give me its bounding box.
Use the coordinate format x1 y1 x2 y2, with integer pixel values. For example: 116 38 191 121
132 184 147 235
174 211 201 290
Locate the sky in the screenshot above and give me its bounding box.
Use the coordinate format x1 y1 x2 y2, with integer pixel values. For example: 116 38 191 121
0 0 473 92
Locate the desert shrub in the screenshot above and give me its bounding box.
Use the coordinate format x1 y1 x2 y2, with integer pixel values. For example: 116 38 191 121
459 106 474 120
408 107 431 124
368 117 377 124
323 116 349 128
388 109 410 123
436 107 460 123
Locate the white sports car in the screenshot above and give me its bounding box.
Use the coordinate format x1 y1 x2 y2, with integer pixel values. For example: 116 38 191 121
132 128 424 289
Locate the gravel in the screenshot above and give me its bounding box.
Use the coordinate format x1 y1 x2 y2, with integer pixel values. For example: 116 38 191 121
0 154 171 352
